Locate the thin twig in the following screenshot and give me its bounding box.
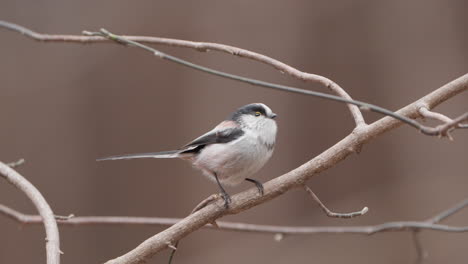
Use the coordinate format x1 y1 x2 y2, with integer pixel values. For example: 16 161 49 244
191 194 220 227
426 198 468 224
7 158 25 168
419 107 468 129
191 194 221 214
88 28 466 138
0 162 61 264
437 112 468 136
408 198 468 263
417 111 468 140
304 185 368 218
1 203 468 235
167 240 179 264
411 231 427 263
420 107 455 123
0 20 364 126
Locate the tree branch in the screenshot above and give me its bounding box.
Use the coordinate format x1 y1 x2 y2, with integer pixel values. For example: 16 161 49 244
304 185 368 218
410 198 468 263
0 162 61 264
99 74 467 264
1 202 467 235
426 198 468 224
419 107 468 128
0 20 365 126
88 28 467 138
1 21 465 136
411 231 427 263
6 158 25 168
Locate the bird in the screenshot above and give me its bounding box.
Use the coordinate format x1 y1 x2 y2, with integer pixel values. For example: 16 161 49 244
97 103 278 208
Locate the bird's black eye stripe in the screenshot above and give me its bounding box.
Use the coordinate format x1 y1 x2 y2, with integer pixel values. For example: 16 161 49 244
246 106 266 116
229 104 267 121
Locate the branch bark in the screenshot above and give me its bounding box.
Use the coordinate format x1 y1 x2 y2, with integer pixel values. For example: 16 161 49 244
2 202 468 235
89 28 468 138
0 162 61 264
1 21 465 137
0 20 364 126
103 75 467 264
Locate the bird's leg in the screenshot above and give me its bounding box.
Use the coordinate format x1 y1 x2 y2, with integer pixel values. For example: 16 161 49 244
214 172 231 208
245 178 264 196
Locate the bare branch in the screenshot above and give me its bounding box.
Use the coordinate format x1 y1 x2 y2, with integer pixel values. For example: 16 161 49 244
167 241 178 264
420 107 455 123
417 110 468 140
411 231 427 263
426 198 468 224
1 203 468 235
98 73 466 264
191 194 221 214
89 28 466 138
1 21 466 136
304 185 368 218
0 162 61 264
419 107 468 128
6 158 25 168
436 112 468 134
407 199 468 263
190 194 221 227
0 20 364 126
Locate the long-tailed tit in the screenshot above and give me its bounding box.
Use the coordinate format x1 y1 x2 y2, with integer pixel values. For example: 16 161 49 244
97 103 278 208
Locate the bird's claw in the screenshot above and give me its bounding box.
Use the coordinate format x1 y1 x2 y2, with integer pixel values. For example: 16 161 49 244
220 192 231 209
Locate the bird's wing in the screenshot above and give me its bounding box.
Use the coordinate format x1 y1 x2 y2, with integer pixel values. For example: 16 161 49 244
97 121 243 161
180 121 244 154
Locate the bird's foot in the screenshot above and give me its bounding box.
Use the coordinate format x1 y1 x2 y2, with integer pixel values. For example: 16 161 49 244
220 191 231 209
245 178 264 196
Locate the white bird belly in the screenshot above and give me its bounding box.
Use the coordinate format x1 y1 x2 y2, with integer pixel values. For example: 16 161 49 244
193 136 273 186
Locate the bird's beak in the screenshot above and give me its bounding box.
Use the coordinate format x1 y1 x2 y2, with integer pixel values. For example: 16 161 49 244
271 113 277 119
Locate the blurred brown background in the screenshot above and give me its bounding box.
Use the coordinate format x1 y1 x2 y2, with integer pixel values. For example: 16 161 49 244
1 1 467 263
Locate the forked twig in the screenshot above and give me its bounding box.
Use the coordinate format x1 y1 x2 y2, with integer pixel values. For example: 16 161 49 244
304 185 368 218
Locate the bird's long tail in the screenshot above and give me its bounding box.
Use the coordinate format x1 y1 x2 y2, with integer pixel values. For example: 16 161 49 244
97 150 180 161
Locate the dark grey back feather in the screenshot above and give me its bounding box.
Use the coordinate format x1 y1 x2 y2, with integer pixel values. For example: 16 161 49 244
180 128 244 154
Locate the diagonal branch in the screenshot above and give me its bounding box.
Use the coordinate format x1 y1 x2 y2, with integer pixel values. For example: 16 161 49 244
101 74 467 264
1 21 466 137
0 162 61 264
88 28 467 138
0 20 365 126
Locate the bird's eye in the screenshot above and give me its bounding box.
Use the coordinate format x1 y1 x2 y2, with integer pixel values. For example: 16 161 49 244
255 111 261 116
